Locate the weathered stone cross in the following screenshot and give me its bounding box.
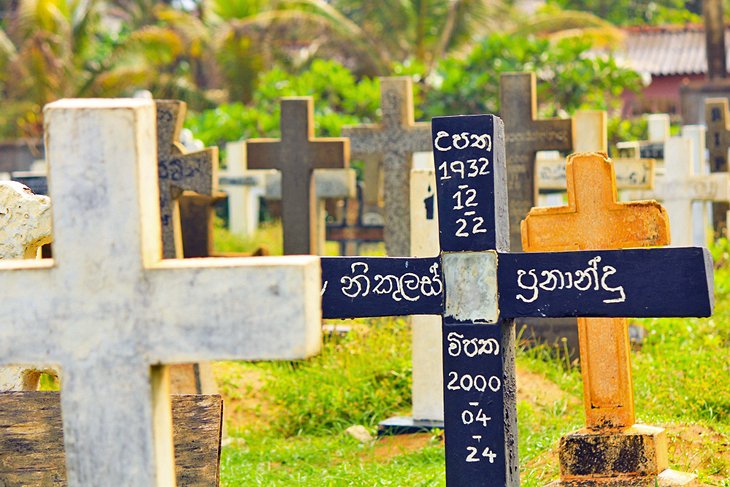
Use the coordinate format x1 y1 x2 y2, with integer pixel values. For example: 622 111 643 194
0 99 322 486
156 100 217 259
322 115 712 486
499 72 573 250
705 97 730 234
342 77 432 256
245 97 349 255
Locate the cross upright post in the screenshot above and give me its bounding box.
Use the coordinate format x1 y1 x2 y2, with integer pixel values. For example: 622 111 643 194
246 97 349 255
0 99 322 486
499 72 573 250
342 77 432 256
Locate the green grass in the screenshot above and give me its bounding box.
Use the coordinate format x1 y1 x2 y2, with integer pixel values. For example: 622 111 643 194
213 223 730 486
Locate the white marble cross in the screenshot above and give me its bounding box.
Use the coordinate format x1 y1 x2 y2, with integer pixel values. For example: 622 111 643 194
625 135 730 246
0 99 322 486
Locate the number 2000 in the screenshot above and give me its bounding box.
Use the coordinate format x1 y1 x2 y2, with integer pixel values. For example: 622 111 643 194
447 371 501 393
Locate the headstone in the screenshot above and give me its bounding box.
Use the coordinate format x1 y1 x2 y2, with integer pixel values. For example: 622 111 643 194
321 116 712 487
538 157 655 191
499 71 573 250
683 124 714 245
342 77 432 256
246 97 349 255
705 97 730 235
625 136 729 246
0 99 322 486
156 100 221 394
616 113 670 160
156 100 217 260
325 183 384 256
0 182 54 391
521 153 704 486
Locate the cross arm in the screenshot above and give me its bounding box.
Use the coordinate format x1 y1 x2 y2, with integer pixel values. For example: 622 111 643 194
497 247 714 318
0 260 55 365
245 139 281 170
309 138 350 169
146 256 322 362
321 256 444 318
341 124 382 156
166 148 218 198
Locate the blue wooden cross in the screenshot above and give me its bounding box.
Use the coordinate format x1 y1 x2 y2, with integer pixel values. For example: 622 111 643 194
321 114 713 486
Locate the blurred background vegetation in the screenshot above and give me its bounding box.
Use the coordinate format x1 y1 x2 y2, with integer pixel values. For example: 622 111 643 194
0 0 719 144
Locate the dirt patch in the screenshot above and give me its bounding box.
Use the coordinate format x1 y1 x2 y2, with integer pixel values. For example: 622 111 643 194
516 367 580 409
213 362 281 432
663 423 730 483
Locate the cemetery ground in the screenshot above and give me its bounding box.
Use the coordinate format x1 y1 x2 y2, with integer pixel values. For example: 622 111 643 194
42 221 730 486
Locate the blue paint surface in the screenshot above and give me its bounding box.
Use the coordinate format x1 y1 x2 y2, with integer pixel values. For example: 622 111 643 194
498 247 714 318
321 256 444 318
433 115 507 252
442 322 510 486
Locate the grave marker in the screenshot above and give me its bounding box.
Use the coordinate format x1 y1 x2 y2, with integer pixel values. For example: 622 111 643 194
706 97 730 235
156 100 217 259
522 153 705 485
246 97 349 255
499 72 573 250
321 115 712 486
342 77 432 256
0 99 322 486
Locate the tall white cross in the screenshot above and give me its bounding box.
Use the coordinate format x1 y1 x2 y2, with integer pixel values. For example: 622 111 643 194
0 99 322 486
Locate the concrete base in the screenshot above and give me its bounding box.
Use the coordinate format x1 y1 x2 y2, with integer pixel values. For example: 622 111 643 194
544 425 697 486
377 416 443 436
544 469 697 486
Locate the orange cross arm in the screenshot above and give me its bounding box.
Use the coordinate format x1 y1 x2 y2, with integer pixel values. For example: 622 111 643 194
520 153 670 251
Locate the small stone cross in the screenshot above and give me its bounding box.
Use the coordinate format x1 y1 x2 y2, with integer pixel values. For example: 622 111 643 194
156 100 217 259
342 77 432 256
0 99 322 486
499 72 573 250
246 97 349 255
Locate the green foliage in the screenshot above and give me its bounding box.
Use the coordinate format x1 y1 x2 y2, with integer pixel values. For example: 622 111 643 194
607 115 647 155
186 59 380 147
546 0 701 25
424 33 641 119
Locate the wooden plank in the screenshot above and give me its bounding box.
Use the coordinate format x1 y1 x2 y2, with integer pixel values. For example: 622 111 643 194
0 392 223 487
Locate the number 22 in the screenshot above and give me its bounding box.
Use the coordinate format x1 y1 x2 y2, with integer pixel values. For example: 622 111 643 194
456 216 487 237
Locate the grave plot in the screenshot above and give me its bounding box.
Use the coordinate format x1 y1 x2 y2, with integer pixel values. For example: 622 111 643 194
0 99 322 486
321 114 713 486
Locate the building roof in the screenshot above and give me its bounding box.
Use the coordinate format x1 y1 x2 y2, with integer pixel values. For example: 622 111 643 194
618 24 730 76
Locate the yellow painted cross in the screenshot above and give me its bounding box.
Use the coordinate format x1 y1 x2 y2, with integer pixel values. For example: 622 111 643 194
521 152 669 429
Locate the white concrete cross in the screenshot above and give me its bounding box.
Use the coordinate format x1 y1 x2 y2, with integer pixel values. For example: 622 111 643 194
625 135 730 246
0 99 322 486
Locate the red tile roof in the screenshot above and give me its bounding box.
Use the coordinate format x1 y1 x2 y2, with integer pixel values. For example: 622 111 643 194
618 24 730 76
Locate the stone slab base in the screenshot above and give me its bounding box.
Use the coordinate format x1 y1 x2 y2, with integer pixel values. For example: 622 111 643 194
377 416 443 436
544 469 697 486
560 424 668 476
